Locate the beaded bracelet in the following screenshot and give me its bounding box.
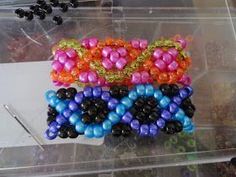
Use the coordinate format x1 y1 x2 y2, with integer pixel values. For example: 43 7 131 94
44 84 196 140
50 37 192 87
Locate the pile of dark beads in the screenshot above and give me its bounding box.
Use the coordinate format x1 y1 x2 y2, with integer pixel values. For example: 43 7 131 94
111 123 132 137
14 0 79 25
110 85 129 99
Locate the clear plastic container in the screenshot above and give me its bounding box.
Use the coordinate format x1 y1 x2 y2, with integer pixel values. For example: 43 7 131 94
0 0 236 176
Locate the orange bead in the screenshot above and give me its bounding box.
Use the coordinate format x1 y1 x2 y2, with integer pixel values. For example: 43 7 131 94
168 73 177 83
150 67 160 77
105 38 114 45
143 60 153 70
90 48 101 58
179 60 188 70
50 70 58 80
158 73 169 83
129 49 140 60
115 39 125 46
71 67 80 77
176 68 184 78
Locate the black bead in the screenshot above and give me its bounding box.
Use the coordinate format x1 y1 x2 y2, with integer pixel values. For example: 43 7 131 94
152 106 161 115
35 10 46 20
146 97 157 108
121 125 132 137
41 4 52 14
70 1 79 8
52 16 63 25
181 98 192 108
47 116 56 125
134 97 145 108
170 84 179 96
15 8 25 17
60 3 68 12
95 113 106 123
102 108 109 115
110 86 120 98
81 113 92 124
58 130 68 138
230 157 236 166
24 11 34 21
29 5 40 11
129 107 137 115
135 112 146 122
162 120 183 134
119 86 129 97
87 107 97 116
159 84 172 97
66 87 77 99
47 110 57 117
37 0 46 5
80 99 92 111
174 121 183 133
148 112 159 122
50 0 59 7
142 105 152 114
56 88 67 99
94 99 106 109
111 125 122 137
184 107 195 118
67 127 79 138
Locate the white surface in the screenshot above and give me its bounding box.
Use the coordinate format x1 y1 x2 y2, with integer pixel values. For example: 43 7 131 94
0 61 104 147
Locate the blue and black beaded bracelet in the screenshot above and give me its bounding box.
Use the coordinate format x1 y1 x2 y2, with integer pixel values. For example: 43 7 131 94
44 84 196 140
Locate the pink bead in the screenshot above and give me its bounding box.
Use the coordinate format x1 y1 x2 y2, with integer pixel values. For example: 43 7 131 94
110 51 119 63
179 74 192 86
131 72 141 84
176 38 187 49
97 77 105 86
54 50 65 60
53 81 63 86
102 58 113 70
64 60 75 71
117 47 127 57
153 49 163 60
115 58 127 70
167 61 179 71
79 72 88 83
88 38 98 48
81 39 89 49
131 39 140 49
154 59 167 71
88 71 98 83
139 39 148 49
167 48 178 59
52 60 63 72
162 53 173 64
65 48 77 59
102 47 112 58
63 83 70 87
141 71 150 83
57 53 68 64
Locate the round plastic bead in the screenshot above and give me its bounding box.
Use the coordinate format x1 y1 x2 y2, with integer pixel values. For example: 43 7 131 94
102 119 112 131
75 121 86 133
136 85 145 95
159 96 171 108
69 113 80 125
128 90 138 100
93 125 104 138
154 90 163 101
121 97 133 109
55 102 67 113
108 112 120 123
84 125 94 138
145 84 154 96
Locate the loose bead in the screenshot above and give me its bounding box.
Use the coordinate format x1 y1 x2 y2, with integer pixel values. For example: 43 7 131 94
159 96 170 108
102 47 112 58
115 58 127 70
156 118 165 128
136 84 145 96
56 101 67 113
162 53 173 64
121 112 133 123
154 90 163 100
88 71 98 83
145 84 154 96
130 119 140 130
102 58 113 70
79 72 88 83
128 90 138 100
93 125 104 138
68 100 78 111
102 119 112 131
108 98 119 110
101 91 111 101
75 121 86 133
108 112 120 123
84 125 94 138
140 124 149 136
117 47 127 57
56 114 67 125
161 110 171 120
121 97 133 109
115 104 126 116
153 48 163 60
52 60 63 72
154 59 166 71
69 113 80 125
74 92 84 104
83 86 93 97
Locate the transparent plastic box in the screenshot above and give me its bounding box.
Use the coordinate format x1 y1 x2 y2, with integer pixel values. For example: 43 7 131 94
0 0 236 176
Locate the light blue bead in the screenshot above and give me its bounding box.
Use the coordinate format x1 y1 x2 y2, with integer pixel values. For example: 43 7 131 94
108 112 121 124
184 124 195 133
136 84 145 96
116 104 126 116
93 125 104 138
45 90 56 101
49 96 60 107
102 119 112 131
75 121 86 133
154 90 163 101
121 97 133 109
55 101 67 113
103 129 112 135
159 96 170 108
174 109 185 123
128 90 138 100
145 84 154 96
84 125 94 138
69 113 80 125
183 116 192 128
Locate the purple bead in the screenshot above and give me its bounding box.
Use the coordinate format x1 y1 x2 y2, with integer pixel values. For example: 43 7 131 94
88 71 98 83
69 100 78 111
185 86 193 96
149 123 159 136
102 58 113 69
49 121 58 133
117 47 127 57
108 98 119 110
173 96 182 105
63 108 72 118
121 112 133 123
140 124 149 136
74 92 84 104
93 86 102 97
101 91 111 101
154 59 167 71
156 119 165 128
44 129 57 140
102 47 112 58
179 89 188 99
168 103 179 113
83 86 93 97
161 110 171 120
56 115 67 125
130 119 140 130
